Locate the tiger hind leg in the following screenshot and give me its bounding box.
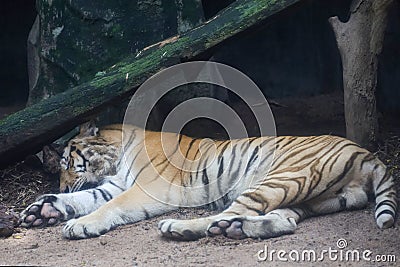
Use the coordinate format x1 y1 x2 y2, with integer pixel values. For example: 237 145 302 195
204 186 369 240
158 208 299 241
207 210 298 239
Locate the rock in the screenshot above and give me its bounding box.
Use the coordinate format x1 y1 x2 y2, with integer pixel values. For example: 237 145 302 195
0 204 18 238
42 144 64 174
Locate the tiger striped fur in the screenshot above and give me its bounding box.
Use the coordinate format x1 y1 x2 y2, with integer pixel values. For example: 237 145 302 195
20 122 397 240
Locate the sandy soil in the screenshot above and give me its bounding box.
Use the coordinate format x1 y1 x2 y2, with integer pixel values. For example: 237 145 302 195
0 92 399 266
0 207 399 266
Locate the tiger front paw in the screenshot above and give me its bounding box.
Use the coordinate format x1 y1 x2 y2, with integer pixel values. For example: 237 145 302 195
62 216 110 239
19 195 75 228
158 219 205 241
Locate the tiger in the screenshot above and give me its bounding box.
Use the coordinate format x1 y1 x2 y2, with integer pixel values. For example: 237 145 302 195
19 121 397 240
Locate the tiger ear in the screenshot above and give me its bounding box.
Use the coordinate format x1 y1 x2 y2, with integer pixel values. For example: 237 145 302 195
78 120 99 137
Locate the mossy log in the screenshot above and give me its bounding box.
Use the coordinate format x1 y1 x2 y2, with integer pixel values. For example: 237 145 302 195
0 0 301 167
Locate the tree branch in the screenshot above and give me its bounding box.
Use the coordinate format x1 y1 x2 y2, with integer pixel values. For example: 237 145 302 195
0 0 302 167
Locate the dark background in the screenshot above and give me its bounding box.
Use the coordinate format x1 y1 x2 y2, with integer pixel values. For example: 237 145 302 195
0 0 36 106
1 0 399 113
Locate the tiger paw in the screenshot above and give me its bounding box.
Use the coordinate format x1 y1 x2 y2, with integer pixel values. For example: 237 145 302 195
158 219 205 241
62 217 109 239
19 195 74 228
207 218 247 239
207 214 297 240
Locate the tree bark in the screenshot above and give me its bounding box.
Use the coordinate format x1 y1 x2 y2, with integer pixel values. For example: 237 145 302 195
329 0 393 149
0 0 301 168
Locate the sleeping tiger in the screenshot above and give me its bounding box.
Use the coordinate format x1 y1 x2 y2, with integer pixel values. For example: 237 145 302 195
19 121 397 240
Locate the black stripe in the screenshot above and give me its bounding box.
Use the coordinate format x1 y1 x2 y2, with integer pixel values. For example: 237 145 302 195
339 196 347 209
230 160 242 184
201 165 211 203
278 137 298 150
167 135 187 186
91 190 98 202
217 157 224 178
228 144 242 184
192 145 201 163
258 149 275 167
202 169 209 185
153 157 170 182
241 192 265 206
317 151 363 197
245 146 259 174
259 137 275 148
375 186 395 199
143 208 150 219
135 155 158 179
242 137 257 155
219 141 231 159
227 144 237 172
290 207 303 219
216 158 224 201
376 209 395 219
233 199 265 215
276 138 347 167
225 210 242 216
189 173 194 186
217 140 229 150
137 156 171 186
265 182 291 205
194 141 215 184
216 157 224 200
375 200 397 211
75 149 89 167
123 128 137 154
303 161 328 200
109 181 124 191
178 138 198 182
359 153 376 169
222 194 230 207
185 138 199 160
96 188 113 201
376 168 392 190
124 145 145 183
300 205 315 217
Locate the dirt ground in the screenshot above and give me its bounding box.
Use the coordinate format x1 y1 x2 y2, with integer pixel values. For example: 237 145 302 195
0 92 399 266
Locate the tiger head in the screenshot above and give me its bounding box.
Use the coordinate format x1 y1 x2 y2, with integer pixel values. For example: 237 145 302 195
59 121 122 193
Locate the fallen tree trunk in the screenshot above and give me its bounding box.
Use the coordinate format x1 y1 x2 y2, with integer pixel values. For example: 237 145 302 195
0 0 302 168
329 0 393 149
